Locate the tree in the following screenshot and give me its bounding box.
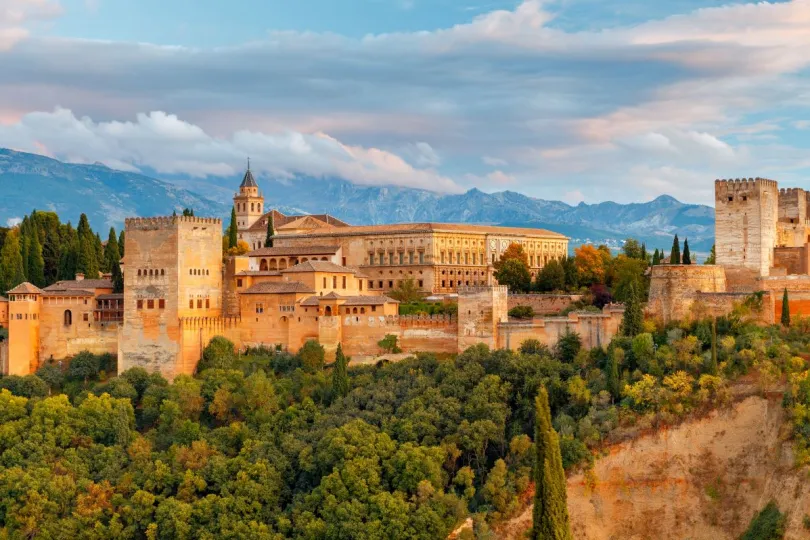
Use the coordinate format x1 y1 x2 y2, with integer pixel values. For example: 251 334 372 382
536 259 565 292
264 213 275 248
556 330 581 364
782 288 790 328
332 343 350 398
26 222 45 287
494 259 531 293
669 234 680 264
228 207 238 249
621 279 643 337
118 230 125 258
606 348 621 400
0 229 26 292
299 340 325 372
226 240 250 257
705 244 716 265
710 318 718 375
682 238 691 265
104 228 120 273
652 248 660 266
78 235 100 279
57 236 79 281
532 386 572 540
610 255 647 303
508 305 534 319
640 242 647 262
197 336 237 372
378 334 402 354
621 238 642 259
111 259 124 293
574 245 606 286
494 243 528 271
388 278 422 303
182 208 194 217
561 257 579 289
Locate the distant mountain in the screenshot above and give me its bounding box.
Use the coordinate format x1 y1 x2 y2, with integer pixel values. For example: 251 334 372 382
0 149 715 254
0 149 227 230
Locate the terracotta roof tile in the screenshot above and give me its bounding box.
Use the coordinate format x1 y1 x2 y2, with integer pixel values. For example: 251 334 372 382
281 261 358 274
277 222 566 239
235 270 282 277
44 279 113 291
247 245 339 257
298 294 398 306
246 210 349 232
242 281 315 294
7 282 43 294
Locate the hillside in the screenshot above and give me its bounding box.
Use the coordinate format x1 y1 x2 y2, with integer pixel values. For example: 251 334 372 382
0 149 228 230
0 149 714 251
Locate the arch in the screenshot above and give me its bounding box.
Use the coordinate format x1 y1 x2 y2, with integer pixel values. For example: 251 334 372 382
259 259 269 271
325 306 333 316
301 257 308 263
279 259 288 270
161 269 165 276
321 257 328 261
64 310 72 326
291 258 299 266
352 307 358 314
360 307 366 314
137 269 142 276
269 258 278 270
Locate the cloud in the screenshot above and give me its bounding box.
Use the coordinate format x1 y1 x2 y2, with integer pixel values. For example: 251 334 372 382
0 107 463 192
0 0 61 50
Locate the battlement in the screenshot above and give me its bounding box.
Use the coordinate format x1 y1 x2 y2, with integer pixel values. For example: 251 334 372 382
125 216 222 231
180 316 242 329
458 285 508 294
779 187 806 196
715 177 778 191
341 313 457 327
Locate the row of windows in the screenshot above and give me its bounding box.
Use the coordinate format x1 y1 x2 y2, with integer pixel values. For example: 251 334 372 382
136 299 166 310
189 269 210 276
62 310 89 325
369 279 424 289
440 252 483 265
368 252 426 265
441 279 486 288
235 201 262 213
13 313 37 320
189 298 211 309
137 268 165 277
323 276 356 290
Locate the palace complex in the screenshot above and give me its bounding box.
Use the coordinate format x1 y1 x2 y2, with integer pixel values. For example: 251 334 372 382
0 168 624 379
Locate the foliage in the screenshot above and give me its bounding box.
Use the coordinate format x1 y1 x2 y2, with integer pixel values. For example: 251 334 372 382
494 242 528 271
682 238 691 265
574 245 606 286
670 234 681 264
740 501 786 540
332 344 350 399
705 244 716 265
536 259 566 292
399 301 457 316
264 213 275 248
228 207 238 249
378 334 403 354
197 336 237 372
389 277 423 303
0 229 25 292
226 240 251 257
621 280 643 337
494 259 531 293
508 305 535 319
781 288 790 328
298 339 326 372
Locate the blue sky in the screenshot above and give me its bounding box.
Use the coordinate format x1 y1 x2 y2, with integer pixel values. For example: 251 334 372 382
1 0 808 205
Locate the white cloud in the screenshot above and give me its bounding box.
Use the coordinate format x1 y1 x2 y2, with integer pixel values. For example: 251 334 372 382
0 0 61 50
0 108 463 192
5 217 20 227
483 155 508 167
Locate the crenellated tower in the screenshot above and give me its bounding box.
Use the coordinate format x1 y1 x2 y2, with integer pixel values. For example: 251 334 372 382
233 160 264 233
715 178 778 277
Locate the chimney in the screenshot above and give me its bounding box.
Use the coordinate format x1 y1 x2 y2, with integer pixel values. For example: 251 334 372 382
101 272 112 280
75 273 85 281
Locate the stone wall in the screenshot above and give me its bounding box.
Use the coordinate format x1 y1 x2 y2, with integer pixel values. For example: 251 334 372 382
507 294 582 315
0 340 6 375
38 296 119 361
458 286 508 352
340 314 457 358
647 265 727 323
773 245 810 275
498 306 623 352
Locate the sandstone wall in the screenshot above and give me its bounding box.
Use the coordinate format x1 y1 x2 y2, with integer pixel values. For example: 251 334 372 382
0 340 6 375
38 297 118 361
647 265 727 323
179 316 243 372
0 300 7 327
773 245 810 275
498 308 623 352
340 314 457 358
8 296 39 376
458 286 508 352
507 294 582 315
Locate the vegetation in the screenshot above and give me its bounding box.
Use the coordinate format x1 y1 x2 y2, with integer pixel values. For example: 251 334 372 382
399 301 457 316
227 207 238 249
781 288 790 328
388 277 423 303
378 334 403 354
494 258 532 293
264 213 275 248
706 244 716 264
740 501 786 540
670 234 681 264
682 238 691 265
508 305 535 319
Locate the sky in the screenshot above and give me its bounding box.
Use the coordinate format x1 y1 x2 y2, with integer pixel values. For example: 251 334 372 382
1 0 809 205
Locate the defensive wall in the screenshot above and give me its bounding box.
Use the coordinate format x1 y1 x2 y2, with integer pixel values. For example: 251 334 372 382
647 265 727 323
507 294 582 315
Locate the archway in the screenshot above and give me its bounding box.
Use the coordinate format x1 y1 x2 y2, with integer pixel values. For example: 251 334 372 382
325 306 333 316
279 259 288 270
269 258 278 270
260 259 268 271
64 310 72 326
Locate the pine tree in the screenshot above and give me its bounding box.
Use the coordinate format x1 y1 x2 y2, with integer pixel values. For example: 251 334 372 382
682 238 691 265
264 213 275 248
78 236 99 279
652 249 660 266
20 233 30 281
111 259 124 293
58 237 79 281
670 234 681 264
607 349 621 401
705 244 716 265
118 230 125 258
77 213 91 241
710 317 718 375
104 228 120 272
228 207 238 249
0 230 26 292
94 233 105 272
621 280 643 337
26 222 45 287
532 386 573 540
782 288 790 327
332 343 350 398
640 242 647 262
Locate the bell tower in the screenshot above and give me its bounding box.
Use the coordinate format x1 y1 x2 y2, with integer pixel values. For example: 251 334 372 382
233 159 264 233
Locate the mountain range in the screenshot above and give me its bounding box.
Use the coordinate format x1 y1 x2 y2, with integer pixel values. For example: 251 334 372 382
0 148 715 253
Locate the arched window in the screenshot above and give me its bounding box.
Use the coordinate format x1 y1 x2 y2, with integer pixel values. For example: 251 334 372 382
161 269 165 276
260 259 268 271
360 307 366 314
325 306 333 316
64 310 72 326
137 269 142 276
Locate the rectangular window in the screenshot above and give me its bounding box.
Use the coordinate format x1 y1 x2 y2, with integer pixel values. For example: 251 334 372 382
137 299 144 309
449 252 453 264
441 280 446 287
197 299 202 309
256 303 264 314
342 257 347 266
441 252 445 264
159 299 165 309
333 276 337 288
360 280 364 291
237 278 243 287
390 253 395 265
206 298 210 309
473 253 477 265
379 280 383 288
147 299 154 309
369 253 374 265
399 252 404 264
419 252 424 264
409 252 414 264
83 313 89 321
342 276 346 289
372 305 377 312
418 280 423 287
465 253 469 264
388 280 393 288
323 277 327 288
189 299 194 309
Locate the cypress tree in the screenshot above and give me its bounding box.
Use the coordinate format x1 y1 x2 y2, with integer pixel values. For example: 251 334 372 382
782 288 791 327
0 230 26 292
640 242 647 262
264 213 275 248
27 223 45 287
20 233 30 281
706 244 716 265
111 259 124 293
78 236 99 279
94 232 104 271
621 280 643 337
332 343 350 398
607 349 621 401
228 207 238 249
710 317 718 375
669 234 680 264
104 228 120 273
58 237 79 281
77 213 91 242
652 249 660 266
682 238 691 265
118 230 125 258
532 386 572 540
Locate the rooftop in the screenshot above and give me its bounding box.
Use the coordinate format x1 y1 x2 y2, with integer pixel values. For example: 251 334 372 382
247 245 340 257
7 282 43 295
299 294 398 306
281 260 359 274
276 222 567 239
240 165 258 189
96 293 124 301
246 209 350 233
242 281 315 295
236 270 283 277
44 279 113 291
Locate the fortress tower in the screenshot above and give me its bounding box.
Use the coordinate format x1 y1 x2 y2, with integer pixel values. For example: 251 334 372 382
233 162 264 233
715 178 778 277
6 283 41 375
457 285 508 352
119 216 223 378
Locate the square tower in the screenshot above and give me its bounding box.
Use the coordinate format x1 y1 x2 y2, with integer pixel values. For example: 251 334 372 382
120 216 222 378
6 283 42 375
457 285 508 352
715 178 778 276
233 165 264 233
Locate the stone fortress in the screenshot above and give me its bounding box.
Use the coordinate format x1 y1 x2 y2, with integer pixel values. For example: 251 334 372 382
649 177 810 323
0 167 624 379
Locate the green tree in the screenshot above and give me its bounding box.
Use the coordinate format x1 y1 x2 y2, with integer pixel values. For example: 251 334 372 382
640 242 647 262
118 230 125 258
621 279 643 337
606 348 621 400
332 343 350 398
26 222 45 287
536 259 565 292
740 501 786 540
197 336 237 372
669 234 681 264
705 244 716 265
556 330 581 364
494 258 531 293
228 207 238 249
111 259 124 293
710 317 718 375
532 386 572 540
378 334 402 354
782 288 790 328
388 277 422 303
57 236 79 281
561 256 578 289
652 248 660 266
621 238 642 259
104 228 120 272
682 238 691 265
182 208 194 217
0 229 26 292
298 340 325 372
78 235 100 279
264 213 275 248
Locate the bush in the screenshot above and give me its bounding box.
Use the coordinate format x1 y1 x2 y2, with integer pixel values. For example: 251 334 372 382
378 334 402 354
741 501 786 540
508 305 534 319
518 339 550 356
399 301 457 316
298 340 325 372
197 336 237 372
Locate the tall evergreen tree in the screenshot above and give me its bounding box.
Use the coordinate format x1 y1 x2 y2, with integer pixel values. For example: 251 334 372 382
710 317 718 375
20 233 30 282
682 238 691 265
782 288 791 327
607 349 621 401
111 259 124 293
26 222 45 287
669 234 681 264
94 233 105 272
621 280 643 337
77 213 91 242
332 343 350 399
532 386 572 540
104 228 120 272
0 230 27 292
705 244 716 265
640 242 647 262
58 230 79 281
264 213 275 248
182 208 194 217
118 230 125 258
228 207 238 249
77 236 99 279
652 249 660 266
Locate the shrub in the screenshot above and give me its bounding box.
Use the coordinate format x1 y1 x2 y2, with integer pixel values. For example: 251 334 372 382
298 340 325 372
741 501 786 540
378 334 402 354
508 305 534 319
197 336 237 372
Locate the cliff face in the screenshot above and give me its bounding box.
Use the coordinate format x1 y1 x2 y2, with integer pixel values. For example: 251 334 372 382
503 395 810 539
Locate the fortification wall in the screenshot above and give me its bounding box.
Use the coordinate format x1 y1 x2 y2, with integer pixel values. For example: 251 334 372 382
39 297 118 361
179 316 243 373
223 256 249 317
648 265 727 323
507 294 582 315
340 314 457 357
498 307 623 352
0 341 7 375
773 246 808 275
458 286 508 352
